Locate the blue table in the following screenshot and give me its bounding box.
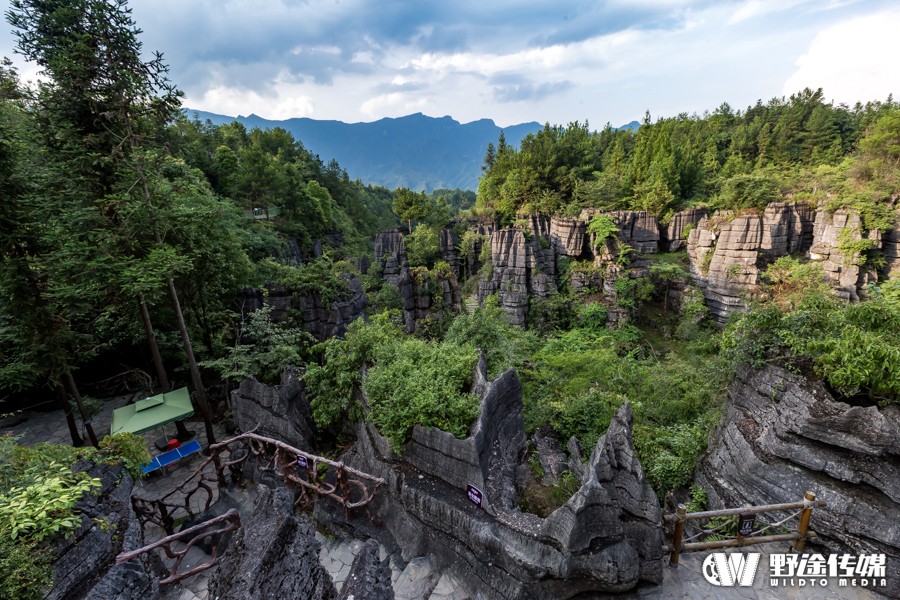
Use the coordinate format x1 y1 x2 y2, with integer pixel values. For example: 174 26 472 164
141 439 202 474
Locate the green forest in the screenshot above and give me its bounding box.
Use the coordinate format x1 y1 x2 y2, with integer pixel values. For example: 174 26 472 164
1 0 899 596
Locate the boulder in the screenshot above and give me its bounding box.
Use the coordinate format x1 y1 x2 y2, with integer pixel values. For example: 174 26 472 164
208 485 337 600
807 208 876 300
229 366 314 450
698 364 900 598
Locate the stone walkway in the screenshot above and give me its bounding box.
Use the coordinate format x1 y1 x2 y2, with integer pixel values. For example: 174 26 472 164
1 402 888 600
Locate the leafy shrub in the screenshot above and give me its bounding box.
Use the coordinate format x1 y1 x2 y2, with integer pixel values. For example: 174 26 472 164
586 214 618 248
98 433 151 480
405 224 440 268
364 339 479 452
0 535 51 600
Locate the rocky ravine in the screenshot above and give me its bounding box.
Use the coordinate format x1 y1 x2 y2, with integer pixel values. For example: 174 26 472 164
314 355 665 600
697 364 900 598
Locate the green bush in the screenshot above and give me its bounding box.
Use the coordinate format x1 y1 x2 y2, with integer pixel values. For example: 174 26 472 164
586 214 618 248
98 433 151 480
364 339 479 452
0 535 51 600
405 224 440 268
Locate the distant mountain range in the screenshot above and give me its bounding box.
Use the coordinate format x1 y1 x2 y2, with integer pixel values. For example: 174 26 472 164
185 109 637 191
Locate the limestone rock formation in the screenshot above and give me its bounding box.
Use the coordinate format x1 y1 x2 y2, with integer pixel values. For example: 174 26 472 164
477 228 558 326
229 366 314 450
549 217 588 257
336 539 394 600
48 462 157 600
698 364 900 598
320 357 664 599
686 204 817 322
374 228 462 333
661 208 706 252
236 274 367 342
208 485 337 600
807 208 874 300
605 210 660 254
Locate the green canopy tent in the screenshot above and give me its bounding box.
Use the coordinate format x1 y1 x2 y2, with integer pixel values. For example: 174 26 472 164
110 387 194 436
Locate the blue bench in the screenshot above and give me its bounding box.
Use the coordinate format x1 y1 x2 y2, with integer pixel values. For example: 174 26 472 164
141 440 202 474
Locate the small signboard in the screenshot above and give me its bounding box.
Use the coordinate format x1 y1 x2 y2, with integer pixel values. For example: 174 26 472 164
738 512 756 537
466 484 483 508
297 455 309 470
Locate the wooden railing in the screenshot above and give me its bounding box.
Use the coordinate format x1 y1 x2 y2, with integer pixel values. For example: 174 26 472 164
132 430 386 535
116 510 241 584
665 491 827 566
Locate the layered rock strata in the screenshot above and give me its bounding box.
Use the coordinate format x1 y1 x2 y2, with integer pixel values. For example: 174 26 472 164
229 366 314 451
549 217 588 257
661 208 707 252
807 209 874 300
603 210 660 254
698 365 900 598
208 485 337 599
686 204 818 322
318 357 664 599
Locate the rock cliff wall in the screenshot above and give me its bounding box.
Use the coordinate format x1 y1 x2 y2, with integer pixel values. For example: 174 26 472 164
661 208 707 252
229 366 314 451
317 358 664 599
698 364 900 598
373 229 462 333
48 462 157 600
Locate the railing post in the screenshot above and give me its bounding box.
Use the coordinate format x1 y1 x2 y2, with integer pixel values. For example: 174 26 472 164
670 503 687 567
793 491 816 552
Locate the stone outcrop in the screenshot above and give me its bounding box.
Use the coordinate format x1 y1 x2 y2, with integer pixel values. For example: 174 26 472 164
604 210 660 254
661 208 706 252
698 364 900 598
48 462 157 600
374 228 462 333
477 228 557 326
236 274 367 342
807 208 875 301
229 366 314 450
336 539 394 600
318 357 664 599
884 222 900 278
686 203 817 322
549 217 588 257
208 485 337 600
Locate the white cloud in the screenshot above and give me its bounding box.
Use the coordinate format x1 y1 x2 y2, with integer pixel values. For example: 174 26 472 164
360 92 429 118
783 7 900 104
189 82 315 120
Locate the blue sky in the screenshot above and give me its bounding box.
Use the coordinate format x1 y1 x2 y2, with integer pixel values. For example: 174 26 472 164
2 0 899 127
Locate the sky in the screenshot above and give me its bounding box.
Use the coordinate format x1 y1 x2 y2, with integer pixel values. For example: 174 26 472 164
2 0 899 128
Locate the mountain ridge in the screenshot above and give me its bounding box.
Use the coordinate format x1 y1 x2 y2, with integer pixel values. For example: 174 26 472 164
185 109 543 191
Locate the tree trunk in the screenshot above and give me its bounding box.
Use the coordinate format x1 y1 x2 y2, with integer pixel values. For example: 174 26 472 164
140 295 192 440
139 296 171 392
56 383 83 447
166 277 216 445
64 369 99 447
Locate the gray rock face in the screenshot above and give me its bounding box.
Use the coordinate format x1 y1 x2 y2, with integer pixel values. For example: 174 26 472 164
374 228 462 333
686 204 817 322
807 208 875 300
49 462 157 600
337 539 394 600
606 210 660 253
478 228 558 326
662 208 707 252
698 364 900 598
229 366 314 450
208 485 337 600
549 217 588 257
884 211 900 278
324 358 663 599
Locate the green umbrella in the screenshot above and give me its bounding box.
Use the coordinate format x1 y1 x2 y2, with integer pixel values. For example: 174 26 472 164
110 387 195 435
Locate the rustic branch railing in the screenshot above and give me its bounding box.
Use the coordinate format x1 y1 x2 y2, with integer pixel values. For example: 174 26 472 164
665 491 827 567
132 431 386 535
116 509 241 584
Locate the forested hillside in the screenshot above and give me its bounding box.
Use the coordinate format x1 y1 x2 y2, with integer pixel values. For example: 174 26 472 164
477 91 898 234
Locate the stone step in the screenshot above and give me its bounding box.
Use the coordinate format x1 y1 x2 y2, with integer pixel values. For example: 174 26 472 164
317 534 365 592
